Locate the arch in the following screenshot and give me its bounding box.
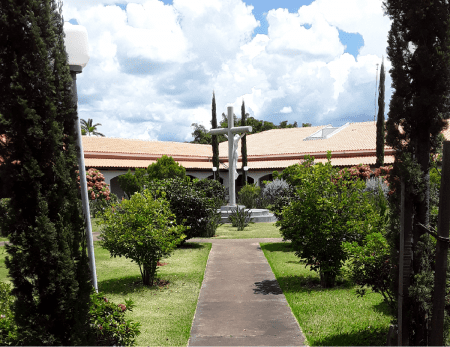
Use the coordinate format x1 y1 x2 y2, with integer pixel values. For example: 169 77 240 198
258 173 273 189
245 176 255 185
186 174 197 182
109 175 127 200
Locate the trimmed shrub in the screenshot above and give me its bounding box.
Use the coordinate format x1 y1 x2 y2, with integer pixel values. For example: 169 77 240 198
117 168 148 199
144 178 220 241
97 189 187 286
146 155 186 182
89 291 141 346
262 178 291 206
117 156 187 200
237 183 261 209
276 153 380 288
342 232 395 309
270 185 299 222
192 178 226 210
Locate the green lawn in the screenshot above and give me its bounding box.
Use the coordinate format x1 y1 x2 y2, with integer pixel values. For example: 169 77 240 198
261 242 393 346
0 221 394 346
0 240 212 346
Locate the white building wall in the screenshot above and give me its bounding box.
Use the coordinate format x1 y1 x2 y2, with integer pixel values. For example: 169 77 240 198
95 168 276 200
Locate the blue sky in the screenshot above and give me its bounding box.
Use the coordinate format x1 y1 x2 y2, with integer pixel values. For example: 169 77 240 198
62 0 393 142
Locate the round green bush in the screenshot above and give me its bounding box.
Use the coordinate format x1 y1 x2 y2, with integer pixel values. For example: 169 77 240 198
237 183 261 209
144 177 222 240
97 189 187 286
276 153 380 288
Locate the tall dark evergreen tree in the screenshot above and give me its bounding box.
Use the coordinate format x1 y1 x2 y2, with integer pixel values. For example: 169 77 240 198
241 100 248 184
211 91 220 181
0 0 94 344
383 0 450 344
375 55 386 168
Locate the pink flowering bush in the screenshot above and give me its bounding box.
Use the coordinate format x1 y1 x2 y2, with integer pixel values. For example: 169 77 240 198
89 291 140 346
76 168 118 217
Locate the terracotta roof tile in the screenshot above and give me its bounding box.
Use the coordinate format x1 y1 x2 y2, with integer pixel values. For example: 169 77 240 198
82 136 212 157
218 121 392 158
84 158 214 169
1 121 449 171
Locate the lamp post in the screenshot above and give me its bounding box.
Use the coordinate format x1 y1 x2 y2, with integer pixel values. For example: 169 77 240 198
63 22 98 293
212 166 217 180
243 166 248 185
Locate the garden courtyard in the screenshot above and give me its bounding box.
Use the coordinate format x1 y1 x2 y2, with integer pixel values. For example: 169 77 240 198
0 218 392 346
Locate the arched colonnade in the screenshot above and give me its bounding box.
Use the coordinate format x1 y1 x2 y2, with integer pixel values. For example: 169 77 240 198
99 169 276 200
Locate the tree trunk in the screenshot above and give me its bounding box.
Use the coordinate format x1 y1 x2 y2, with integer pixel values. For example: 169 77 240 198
319 270 336 288
142 262 157 286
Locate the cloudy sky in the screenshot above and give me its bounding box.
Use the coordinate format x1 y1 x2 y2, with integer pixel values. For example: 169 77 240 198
60 0 394 142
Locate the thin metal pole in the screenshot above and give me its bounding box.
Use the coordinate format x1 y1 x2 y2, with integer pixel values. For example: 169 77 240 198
70 70 98 293
430 141 450 346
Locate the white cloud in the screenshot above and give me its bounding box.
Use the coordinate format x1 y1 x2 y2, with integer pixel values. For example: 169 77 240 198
59 0 393 142
279 106 293 114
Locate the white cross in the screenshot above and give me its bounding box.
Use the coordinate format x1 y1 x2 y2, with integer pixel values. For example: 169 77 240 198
208 106 252 206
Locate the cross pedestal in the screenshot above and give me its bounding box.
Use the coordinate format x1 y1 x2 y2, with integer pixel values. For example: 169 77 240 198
208 106 252 206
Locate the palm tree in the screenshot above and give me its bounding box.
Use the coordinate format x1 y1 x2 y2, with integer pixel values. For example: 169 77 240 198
80 118 105 137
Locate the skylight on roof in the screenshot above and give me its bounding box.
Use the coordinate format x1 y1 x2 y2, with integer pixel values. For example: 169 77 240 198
303 123 349 141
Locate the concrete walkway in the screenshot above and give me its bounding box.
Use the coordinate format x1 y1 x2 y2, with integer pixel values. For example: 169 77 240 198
185 238 307 346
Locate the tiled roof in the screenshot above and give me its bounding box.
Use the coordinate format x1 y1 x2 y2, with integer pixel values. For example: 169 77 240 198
1 121 448 170
82 136 212 157
218 121 390 158
84 158 214 169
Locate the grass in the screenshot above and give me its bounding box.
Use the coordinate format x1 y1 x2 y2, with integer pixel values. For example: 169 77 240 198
93 241 212 346
199 221 284 239
0 219 395 346
260 242 393 346
0 238 212 346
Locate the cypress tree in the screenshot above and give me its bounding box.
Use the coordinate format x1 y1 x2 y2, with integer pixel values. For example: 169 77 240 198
211 91 220 181
375 55 386 168
384 0 450 344
0 0 94 344
241 100 248 185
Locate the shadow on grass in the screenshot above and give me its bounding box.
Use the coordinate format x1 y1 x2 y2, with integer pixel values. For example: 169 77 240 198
177 242 206 249
98 274 171 295
314 326 389 346
261 242 293 253
372 300 393 316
